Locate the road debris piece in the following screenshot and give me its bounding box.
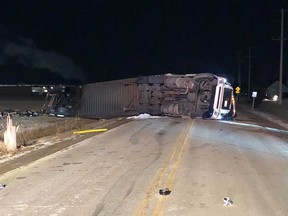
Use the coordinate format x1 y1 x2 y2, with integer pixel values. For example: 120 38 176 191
223 197 233 206
73 129 108 135
0 184 6 189
159 188 171 196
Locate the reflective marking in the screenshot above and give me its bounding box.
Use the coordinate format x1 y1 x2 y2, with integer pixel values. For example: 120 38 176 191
73 129 108 134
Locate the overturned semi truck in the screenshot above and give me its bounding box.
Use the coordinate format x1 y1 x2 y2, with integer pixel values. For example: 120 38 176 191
80 73 236 119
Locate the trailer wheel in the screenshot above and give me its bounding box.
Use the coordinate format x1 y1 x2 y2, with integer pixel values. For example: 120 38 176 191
189 113 197 119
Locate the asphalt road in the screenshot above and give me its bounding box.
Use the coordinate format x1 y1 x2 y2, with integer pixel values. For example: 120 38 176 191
0 111 288 216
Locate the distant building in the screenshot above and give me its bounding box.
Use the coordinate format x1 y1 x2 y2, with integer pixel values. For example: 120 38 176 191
266 81 288 99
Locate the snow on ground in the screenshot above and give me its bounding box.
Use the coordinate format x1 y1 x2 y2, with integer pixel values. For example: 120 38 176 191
240 98 288 130
0 133 79 164
127 113 165 119
0 115 91 163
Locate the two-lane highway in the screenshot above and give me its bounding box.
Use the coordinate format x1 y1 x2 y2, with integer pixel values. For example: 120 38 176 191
0 114 288 216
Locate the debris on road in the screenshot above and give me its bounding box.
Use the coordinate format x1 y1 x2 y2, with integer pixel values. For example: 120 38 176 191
223 197 233 206
159 188 171 196
73 128 108 135
0 109 42 118
19 110 40 117
48 107 70 118
0 183 6 189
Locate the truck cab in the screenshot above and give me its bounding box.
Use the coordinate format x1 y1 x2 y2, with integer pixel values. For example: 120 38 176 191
208 77 236 120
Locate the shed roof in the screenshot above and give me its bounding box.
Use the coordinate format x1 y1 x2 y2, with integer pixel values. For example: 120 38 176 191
267 81 288 93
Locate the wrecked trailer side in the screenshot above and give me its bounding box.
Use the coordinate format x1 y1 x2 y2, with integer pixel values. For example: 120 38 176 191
79 78 139 118
80 74 235 119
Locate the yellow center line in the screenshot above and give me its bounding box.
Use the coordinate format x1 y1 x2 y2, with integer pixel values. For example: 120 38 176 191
153 121 194 215
135 125 187 216
135 120 194 216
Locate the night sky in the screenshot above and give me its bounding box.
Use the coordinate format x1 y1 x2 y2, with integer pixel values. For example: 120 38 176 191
0 0 288 89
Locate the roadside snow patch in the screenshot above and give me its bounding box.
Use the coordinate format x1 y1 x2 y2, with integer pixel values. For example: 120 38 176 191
127 113 163 119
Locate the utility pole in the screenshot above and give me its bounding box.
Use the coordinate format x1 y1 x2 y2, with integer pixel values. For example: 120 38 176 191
245 47 255 97
237 51 241 88
279 9 284 105
279 9 285 105
273 9 287 105
248 48 251 97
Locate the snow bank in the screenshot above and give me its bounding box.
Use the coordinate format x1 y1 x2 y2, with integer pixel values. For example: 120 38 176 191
247 109 288 130
127 113 164 119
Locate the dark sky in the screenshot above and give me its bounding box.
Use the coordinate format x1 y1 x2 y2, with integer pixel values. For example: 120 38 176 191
0 0 288 88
